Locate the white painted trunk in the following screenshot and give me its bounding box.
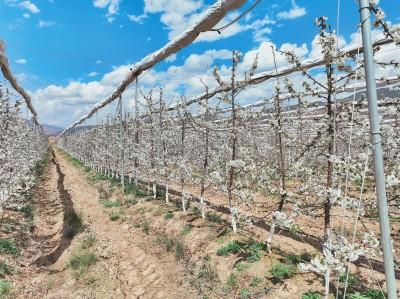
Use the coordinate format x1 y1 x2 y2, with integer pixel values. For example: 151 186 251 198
165 184 169 203
153 183 157 199
182 196 186 212
200 196 206 219
323 235 331 299
266 221 276 252
324 270 330 299
231 213 237 233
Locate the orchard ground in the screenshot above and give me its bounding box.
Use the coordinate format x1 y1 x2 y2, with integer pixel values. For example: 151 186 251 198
0 147 398 299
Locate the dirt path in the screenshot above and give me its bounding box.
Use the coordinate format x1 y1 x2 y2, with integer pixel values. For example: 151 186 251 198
12 148 198 299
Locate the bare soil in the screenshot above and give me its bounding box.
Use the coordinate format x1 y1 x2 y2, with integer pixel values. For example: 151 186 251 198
3 149 198 298
1 148 398 298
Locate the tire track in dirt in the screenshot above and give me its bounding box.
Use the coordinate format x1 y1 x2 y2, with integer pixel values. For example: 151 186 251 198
24 149 73 266
51 148 198 298
33 149 82 266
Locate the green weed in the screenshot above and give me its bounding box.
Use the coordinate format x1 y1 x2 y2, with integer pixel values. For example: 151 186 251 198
301 292 321 299
80 234 96 250
99 199 121 208
217 240 244 256
226 273 237 288
180 225 192 236
0 240 19 257
239 288 251 299
206 213 222 223
198 255 218 283
0 279 11 298
250 276 262 287
164 212 174 220
246 242 264 263
0 260 13 278
270 262 296 281
69 251 97 280
109 211 120 221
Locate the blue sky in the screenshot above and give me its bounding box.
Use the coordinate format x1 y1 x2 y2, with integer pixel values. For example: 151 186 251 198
1 0 400 127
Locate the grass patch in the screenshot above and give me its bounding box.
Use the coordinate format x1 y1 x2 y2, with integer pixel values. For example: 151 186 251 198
0 280 11 298
180 225 192 236
246 241 264 263
32 154 50 177
156 236 186 261
109 211 120 221
250 276 262 287
285 253 312 265
157 236 175 252
97 186 111 200
192 206 202 217
362 289 386 299
270 262 296 281
164 211 174 220
142 222 150 235
206 212 222 223
302 292 321 299
216 240 264 263
0 239 20 257
99 199 121 208
124 183 147 197
137 207 146 214
19 205 34 219
80 234 96 250
217 240 244 256
174 239 185 261
198 255 218 283
125 197 138 206
337 273 385 299
0 260 14 278
235 262 250 272
69 251 97 280
339 272 360 288
226 273 237 288
239 288 251 298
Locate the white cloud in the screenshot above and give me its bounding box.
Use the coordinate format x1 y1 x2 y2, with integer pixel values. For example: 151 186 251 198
165 54 177 63
127 14 147 24
95 60 103 64
88 72 100 77
38 20 56 28
31 44 311 126
15 58 27 64
5 0 40 13
92 0 273 43
252 27 272 43
142 0 275 44
277 0 306 20
22 13 30 19
31 15 400 127
93 0 122 23
19 0 39 13
143 0 204 40
16 72 38 83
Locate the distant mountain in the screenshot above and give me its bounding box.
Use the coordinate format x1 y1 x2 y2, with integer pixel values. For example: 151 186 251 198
42 124 63 136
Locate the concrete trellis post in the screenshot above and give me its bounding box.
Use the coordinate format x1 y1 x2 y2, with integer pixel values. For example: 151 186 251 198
358 1 397 298
134 78 139 187
118 95 125 194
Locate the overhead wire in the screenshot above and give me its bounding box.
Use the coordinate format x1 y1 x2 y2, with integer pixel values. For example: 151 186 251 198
209 0 262 33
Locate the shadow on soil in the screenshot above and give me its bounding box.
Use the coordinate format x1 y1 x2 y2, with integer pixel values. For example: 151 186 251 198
33 148 83 266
